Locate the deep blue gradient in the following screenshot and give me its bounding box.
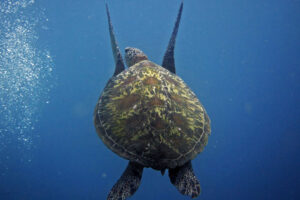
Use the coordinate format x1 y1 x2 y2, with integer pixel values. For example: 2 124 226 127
1 0 299 199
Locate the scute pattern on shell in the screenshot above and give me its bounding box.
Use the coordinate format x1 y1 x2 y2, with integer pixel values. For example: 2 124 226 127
94 60 211 170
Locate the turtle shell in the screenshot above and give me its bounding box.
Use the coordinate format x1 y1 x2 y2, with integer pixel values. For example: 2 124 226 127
94 60 211 170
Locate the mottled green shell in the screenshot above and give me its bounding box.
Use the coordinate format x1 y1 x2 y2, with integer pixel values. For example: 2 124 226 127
94 60 211 170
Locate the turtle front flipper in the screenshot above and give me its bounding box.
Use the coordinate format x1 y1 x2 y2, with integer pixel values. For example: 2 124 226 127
168 161 201 199
161 1 183 74
107 161 144 200
105 3 125 76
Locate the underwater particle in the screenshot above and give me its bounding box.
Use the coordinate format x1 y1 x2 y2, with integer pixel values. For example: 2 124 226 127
101 173 107 178
72 102 90 118
0 0 54 162
244 102 253 114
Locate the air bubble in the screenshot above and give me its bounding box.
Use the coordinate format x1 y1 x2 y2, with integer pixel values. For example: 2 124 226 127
0 0 54 167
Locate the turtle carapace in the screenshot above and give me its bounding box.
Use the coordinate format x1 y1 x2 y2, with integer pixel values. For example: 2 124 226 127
94 2 211 199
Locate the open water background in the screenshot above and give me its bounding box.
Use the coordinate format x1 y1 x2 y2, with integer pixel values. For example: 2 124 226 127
0 0 299 199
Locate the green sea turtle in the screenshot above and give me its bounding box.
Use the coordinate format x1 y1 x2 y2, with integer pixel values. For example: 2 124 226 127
94 2 211 199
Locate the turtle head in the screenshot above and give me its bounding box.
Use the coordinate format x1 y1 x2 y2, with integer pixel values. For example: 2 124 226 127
125 47 148 67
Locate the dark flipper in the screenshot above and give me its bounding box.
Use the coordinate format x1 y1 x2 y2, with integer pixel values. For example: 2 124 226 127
107 161 144 200
105 3 125 76
169 161 201 199
162 1 184 74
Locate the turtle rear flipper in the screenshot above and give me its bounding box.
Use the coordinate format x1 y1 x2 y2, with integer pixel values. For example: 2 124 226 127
169 161 201 199
107 161 144 200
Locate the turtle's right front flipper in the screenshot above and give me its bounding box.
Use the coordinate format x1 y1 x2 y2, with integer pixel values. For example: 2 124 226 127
161 1 184 74
107 161 144 200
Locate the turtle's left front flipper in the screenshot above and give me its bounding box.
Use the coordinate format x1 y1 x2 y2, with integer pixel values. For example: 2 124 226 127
169 161 201 199
107 161 144 200
106 3 125 76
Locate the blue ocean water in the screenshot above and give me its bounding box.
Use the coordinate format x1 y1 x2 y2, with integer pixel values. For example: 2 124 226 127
0 0 299 199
